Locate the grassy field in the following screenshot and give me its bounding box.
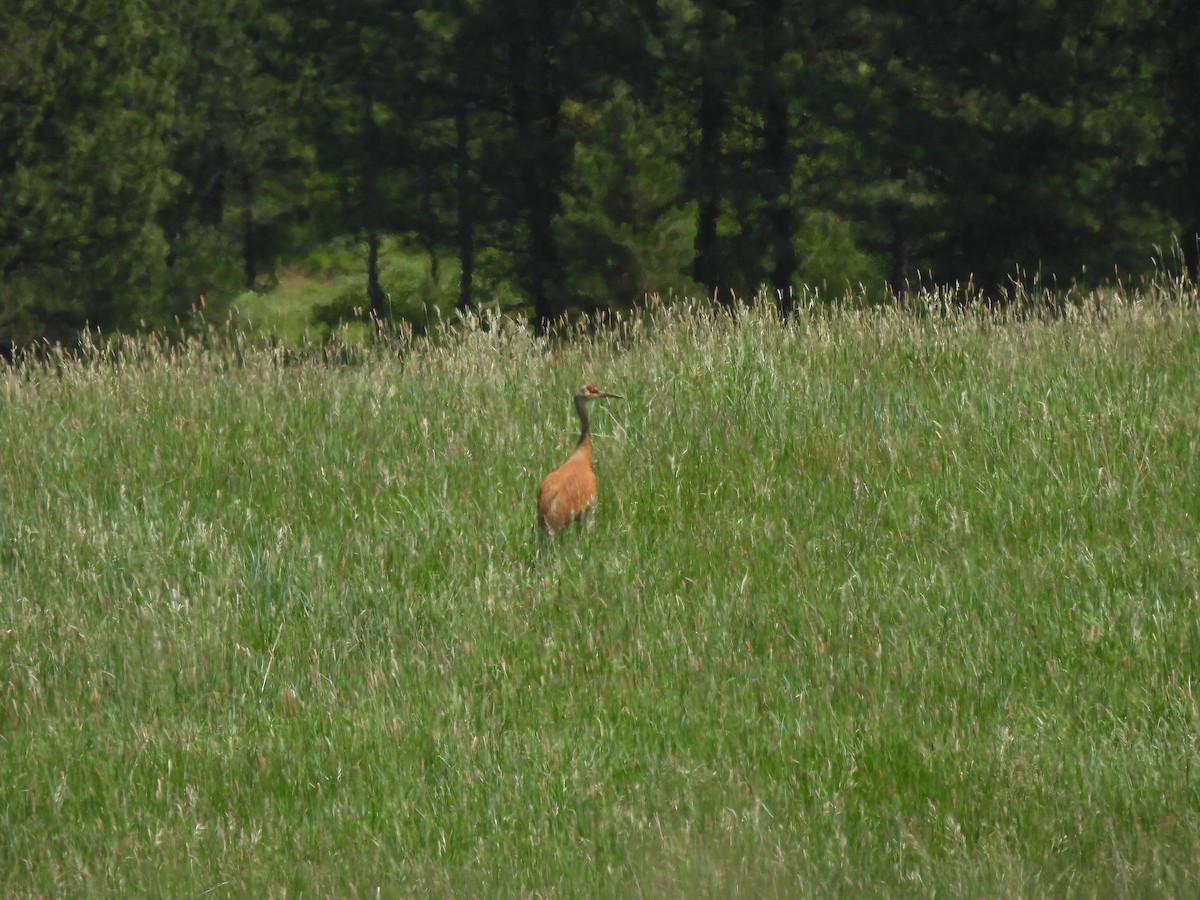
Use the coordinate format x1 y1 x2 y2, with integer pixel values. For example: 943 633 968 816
2 288 1199 897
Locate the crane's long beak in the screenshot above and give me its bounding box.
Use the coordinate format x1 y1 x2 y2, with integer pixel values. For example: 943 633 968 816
599 391 624 400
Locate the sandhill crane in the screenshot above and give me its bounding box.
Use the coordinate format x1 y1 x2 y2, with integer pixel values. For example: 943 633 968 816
538 384 624 537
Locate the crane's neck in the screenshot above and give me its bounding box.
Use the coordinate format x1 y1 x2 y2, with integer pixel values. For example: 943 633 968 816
574 394 591 447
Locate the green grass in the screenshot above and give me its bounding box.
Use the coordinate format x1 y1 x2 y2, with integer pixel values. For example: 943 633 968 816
228 237 519 344
2 288 1200 896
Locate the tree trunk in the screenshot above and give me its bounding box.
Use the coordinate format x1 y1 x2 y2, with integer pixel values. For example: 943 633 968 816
890 213 911 298
761 0 796 315
525 172 560 330
509 12 563 332
455 110 475 313
1182 223 1200 283
692 8 723 302
764 91 796 314
361 83 387 321
198 138 226 230
418 164 439 284
241 169 256 290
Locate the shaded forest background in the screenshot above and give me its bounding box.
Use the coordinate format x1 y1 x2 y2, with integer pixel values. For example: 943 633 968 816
3 0 1198 345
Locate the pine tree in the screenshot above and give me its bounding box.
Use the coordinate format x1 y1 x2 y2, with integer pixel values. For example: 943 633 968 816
1 0 178 344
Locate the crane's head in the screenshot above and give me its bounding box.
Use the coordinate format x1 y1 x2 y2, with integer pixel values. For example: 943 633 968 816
573 384 623 438
577 384 623 402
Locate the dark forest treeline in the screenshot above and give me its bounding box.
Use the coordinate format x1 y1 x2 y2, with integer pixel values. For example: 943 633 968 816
2 0 1198 344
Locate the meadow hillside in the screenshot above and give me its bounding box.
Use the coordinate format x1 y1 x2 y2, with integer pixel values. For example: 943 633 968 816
2 290 1199 897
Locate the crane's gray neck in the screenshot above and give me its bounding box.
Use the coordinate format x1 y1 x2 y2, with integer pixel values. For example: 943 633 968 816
575 394 590 444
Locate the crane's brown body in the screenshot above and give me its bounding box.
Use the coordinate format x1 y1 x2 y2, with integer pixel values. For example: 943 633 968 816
538 435 598 536
538 385 622 537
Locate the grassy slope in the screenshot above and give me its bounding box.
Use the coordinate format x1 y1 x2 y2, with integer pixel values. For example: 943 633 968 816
225 238 498 345
2 293 1199 896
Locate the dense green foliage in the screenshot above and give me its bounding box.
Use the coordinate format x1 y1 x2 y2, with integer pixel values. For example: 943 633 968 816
2 0 1198 343
2 286 1200 895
